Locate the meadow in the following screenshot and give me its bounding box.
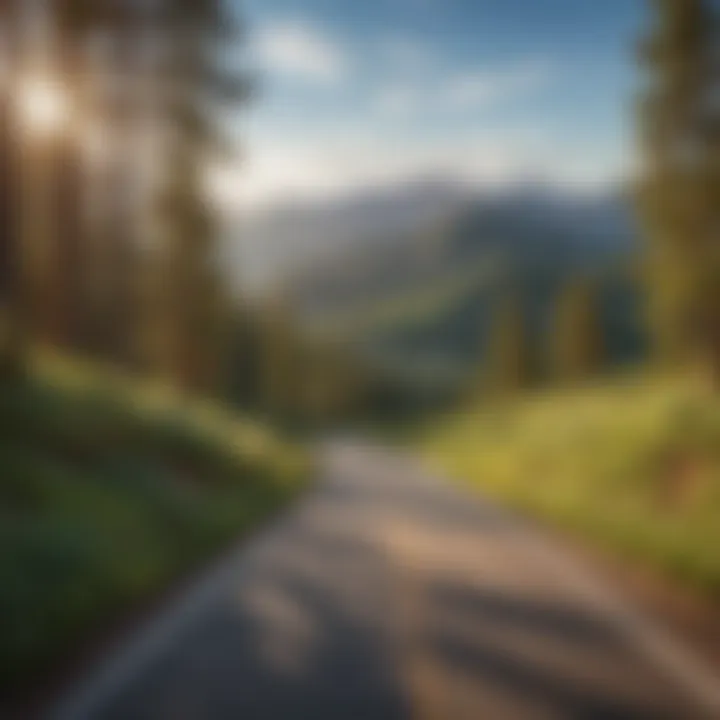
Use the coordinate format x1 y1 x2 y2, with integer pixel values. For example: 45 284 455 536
422 374 720 598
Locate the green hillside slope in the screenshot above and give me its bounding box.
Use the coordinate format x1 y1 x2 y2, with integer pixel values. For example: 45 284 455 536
0 353 308 694
422 375 720 597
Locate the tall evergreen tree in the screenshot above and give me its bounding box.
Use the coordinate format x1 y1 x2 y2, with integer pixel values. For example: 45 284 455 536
0 0 24 374
638 0 720 382
3 0 141 361
154 0 248 392
0 0 248 386
484 293 530 397
552 278 604 383
78 0 152 366
51 0 99 350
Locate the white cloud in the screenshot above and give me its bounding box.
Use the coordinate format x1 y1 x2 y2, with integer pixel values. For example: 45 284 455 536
252 21 348 86
212 118 627 214
445 62 553 110
374 60 554 117
215 125 562 211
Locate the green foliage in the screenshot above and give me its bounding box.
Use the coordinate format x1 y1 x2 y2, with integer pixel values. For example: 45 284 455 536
153 0 249 393
551 278 604 383
423 374 720 597
637 0 720 376
0 1 249 389
483 293 531 397
0 355 307 692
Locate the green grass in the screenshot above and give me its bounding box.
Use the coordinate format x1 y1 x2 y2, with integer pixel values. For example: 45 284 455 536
0 352 309 692
422 374 720 598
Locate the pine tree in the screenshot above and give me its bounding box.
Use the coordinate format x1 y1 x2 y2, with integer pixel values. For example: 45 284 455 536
51 0 99 350
0 0 247 385
154 0 248 392
638 0 720 382
484 293 530 397
2 0 84 358
552 278 604 383
87 0 152 367
0 0 24 374
8 0 145 361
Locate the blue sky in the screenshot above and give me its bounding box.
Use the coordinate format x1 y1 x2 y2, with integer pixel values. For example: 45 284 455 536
218 0 648 209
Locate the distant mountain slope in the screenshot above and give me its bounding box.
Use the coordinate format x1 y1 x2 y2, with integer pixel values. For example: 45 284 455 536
232 179 645 386
229 177 473 291
288 182 637 312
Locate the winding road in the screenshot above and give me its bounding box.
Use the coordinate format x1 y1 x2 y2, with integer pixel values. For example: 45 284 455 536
51 442 720 720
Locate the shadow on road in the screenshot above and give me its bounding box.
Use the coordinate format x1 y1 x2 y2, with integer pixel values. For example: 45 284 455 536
61 445 711 720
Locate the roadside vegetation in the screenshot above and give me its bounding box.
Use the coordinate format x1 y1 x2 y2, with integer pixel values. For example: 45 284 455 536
423 374 720 598
0 353 307 693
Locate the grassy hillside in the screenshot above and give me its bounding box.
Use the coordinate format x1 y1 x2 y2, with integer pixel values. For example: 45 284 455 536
422 375 720 598
0 352 308 694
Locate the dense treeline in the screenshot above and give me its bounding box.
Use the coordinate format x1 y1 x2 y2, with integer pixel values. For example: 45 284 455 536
0 3 319 699
638 0 720 384
482 0 719 398
0 0 363 430
0 0 245 395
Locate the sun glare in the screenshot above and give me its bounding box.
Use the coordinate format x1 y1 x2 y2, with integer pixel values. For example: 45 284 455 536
17 78 69 135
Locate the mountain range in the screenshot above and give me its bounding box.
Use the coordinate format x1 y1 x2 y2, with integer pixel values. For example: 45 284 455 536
230 177 645 388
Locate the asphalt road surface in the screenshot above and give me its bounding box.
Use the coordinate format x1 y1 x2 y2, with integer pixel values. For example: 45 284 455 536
51 442 720 720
